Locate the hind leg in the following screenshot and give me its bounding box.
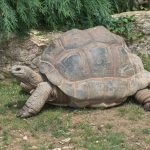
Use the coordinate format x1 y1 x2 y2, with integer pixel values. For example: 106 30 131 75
135 88 150 111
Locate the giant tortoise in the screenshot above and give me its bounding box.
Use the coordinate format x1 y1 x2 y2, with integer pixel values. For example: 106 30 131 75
11 26 150 117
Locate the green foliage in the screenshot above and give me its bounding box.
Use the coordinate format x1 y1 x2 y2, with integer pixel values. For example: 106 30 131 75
0 0 112 40
139 55 150 71
108 15 143 42
0 0 40 38
111 0 135 13
117 102 144 121
16 0 41 34
111 0 150 13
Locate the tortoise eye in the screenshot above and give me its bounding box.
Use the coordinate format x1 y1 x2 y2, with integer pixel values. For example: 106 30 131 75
16 67 21 71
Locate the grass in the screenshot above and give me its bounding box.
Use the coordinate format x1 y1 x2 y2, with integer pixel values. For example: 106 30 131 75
2 130 9 146
117 102 144 121
0 81 149 150
74 122 126 150
142 128 150 135
140 55 150 71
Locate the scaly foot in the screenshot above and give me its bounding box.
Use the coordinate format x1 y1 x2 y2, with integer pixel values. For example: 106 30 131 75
17 105 35 118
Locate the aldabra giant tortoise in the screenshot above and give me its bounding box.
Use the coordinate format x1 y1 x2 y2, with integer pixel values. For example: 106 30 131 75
11 26 150 117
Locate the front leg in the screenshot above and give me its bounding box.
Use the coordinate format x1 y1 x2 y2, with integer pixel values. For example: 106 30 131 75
20 82 34 93
17 82 52 117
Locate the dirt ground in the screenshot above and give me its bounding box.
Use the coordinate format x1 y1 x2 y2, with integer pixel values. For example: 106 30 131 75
0 81 150 150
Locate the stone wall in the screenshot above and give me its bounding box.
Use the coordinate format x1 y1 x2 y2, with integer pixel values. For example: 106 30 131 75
0 11 150 80
0 31 62 80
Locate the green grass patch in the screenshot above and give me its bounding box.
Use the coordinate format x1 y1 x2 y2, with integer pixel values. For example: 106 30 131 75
105 123 114 129
144 137 150 144
72 122 132 150
2 130 9 146
140 55 150 71
142 128 150 135
0 81 73 149
0 81 149 149
117 102 144 121
0 81 29 115
0 82 71 137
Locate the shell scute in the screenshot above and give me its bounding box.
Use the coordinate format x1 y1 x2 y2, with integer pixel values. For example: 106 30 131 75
57 53 88 81
60 29 92 50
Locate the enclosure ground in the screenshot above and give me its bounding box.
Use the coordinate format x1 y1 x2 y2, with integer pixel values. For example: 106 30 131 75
0 81 149 150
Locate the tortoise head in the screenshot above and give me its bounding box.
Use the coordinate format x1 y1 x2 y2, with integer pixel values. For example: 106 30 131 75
11 65 32 81
11 65 43 87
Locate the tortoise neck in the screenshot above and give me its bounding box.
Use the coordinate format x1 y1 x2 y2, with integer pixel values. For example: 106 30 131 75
27 71 43 87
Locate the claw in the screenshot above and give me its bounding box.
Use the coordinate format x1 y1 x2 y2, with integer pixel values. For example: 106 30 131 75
144 103 150 111
16 106 32 118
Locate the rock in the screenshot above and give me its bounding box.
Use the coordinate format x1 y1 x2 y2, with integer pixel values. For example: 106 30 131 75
23 135 28 140
113 11 150 30
136 142 141 145
0 74 5 80
13 104 17 108
62 146 74 150
31 146 38 149
0 31 62 79
59 138 71 145
52 148 61 150
113 11 150 56
0 68 12 79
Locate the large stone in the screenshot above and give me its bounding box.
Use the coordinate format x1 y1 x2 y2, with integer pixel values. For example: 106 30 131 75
0 31 62 79
0 74 5 80
113 11 150 35
113 11 150 56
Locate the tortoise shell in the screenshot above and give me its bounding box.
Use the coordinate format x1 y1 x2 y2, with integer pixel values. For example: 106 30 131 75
40 26 145 103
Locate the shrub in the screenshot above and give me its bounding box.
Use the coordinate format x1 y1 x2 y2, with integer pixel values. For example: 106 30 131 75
0 0 112 41
111 0 150 13
0 0 40 37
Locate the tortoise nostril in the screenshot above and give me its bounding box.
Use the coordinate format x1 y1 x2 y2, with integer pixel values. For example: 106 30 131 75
16 67 21 71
